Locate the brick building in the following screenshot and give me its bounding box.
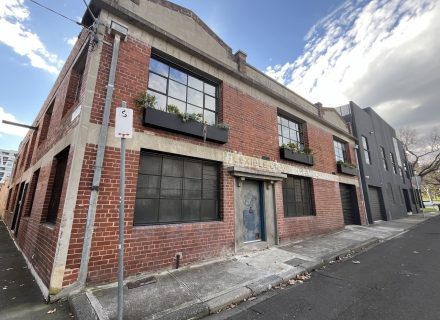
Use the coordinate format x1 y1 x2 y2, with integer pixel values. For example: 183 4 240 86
3 0 366 298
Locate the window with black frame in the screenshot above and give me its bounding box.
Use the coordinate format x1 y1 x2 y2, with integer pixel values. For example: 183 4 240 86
361 136 371 164
380 146 388 170
277 115 304 149
134 151 220 225
147 57 218 125
282 175 314 217
333 139 347 162
390 152 397 174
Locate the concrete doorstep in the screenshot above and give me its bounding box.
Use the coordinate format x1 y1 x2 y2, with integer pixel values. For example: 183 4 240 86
69 213 439 320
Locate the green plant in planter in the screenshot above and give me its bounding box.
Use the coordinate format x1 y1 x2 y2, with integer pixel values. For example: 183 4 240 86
167 104 181 115
215 123 230 130
134 92 157 109
182 112 203 123
282 142 313 154
337 160 357 169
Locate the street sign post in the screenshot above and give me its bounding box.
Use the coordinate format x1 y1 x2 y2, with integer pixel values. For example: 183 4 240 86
115 101 132 320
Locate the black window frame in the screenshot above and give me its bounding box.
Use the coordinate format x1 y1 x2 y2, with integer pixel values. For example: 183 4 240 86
282 175 314 217
380 146 388 170
147 55 219 126
361 136 371 164
133 150 221 226
390 152 397 174
334 139 347 162
277 114 305 149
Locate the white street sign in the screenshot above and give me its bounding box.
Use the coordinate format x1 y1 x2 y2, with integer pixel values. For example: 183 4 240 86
115 107 133 138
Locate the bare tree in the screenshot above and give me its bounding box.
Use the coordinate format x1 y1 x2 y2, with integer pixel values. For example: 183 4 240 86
398 127 440 179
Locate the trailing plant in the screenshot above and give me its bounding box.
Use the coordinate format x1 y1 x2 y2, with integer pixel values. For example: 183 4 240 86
182 112 202 123
215 123 230 130
134 92 157 109
337 160 357 169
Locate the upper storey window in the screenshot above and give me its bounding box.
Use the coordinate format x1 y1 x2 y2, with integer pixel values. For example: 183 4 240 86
147 57 218 125
277 115 304 149
334 139 347 162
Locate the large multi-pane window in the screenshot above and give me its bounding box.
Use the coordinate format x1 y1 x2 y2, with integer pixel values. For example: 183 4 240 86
361 136 371 164
380 146 388 170
282 175 314 217
277 115 304 149
134 151 220 225
147 57 218 125
390 152 397 174
334 139 347 162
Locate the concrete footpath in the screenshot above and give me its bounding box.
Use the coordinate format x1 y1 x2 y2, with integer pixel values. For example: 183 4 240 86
69 212 439 320
0 221 73 320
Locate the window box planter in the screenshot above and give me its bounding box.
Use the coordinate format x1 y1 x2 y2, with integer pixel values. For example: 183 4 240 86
280 148 314 166
143 108 228 144
337 163 357 176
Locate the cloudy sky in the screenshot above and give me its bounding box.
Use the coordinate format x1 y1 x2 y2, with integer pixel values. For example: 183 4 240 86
0 0 439 151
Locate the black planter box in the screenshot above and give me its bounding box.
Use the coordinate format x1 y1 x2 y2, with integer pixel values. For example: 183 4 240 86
280 148 314 166
143 108 228 144
337 163 357 176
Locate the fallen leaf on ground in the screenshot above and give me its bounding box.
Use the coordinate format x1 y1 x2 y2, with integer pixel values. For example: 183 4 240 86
413 251 420 254
47 308 57 314
352 260 360 264
249 297 256 301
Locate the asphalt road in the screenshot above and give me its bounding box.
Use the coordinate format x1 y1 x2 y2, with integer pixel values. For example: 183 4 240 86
209 215 440 320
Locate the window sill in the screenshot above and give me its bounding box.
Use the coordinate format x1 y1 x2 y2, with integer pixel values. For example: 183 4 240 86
280 148 314 166
133 219 224 230
142 108 228 144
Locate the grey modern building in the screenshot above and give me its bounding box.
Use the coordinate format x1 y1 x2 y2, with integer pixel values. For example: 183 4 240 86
337 102 419 223
0 149 16 183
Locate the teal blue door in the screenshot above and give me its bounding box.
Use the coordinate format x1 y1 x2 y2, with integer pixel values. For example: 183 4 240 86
242 180 263 243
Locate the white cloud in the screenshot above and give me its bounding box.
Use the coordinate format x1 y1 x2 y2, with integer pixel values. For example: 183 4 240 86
265 0 440 134
66 36 78 47
0 0 63 74
0 106 28 137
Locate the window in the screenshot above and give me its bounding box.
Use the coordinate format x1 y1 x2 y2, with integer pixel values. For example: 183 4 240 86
380 147 388 170
63 49 88 116
390 152 397 174
45 147 69 224
25 169 40 217
147 57 218 125
282 175 314 217
334 139 347 162
38 101 54 146
361 136 371 164
134 151 220 225
277 115 304 148
387 183 395 204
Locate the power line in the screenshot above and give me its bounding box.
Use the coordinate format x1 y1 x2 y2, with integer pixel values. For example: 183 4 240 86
81 0 96 21
28 0 84 27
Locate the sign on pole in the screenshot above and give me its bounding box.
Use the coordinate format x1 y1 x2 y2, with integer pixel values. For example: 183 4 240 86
116 101 132 320
115 106 133 138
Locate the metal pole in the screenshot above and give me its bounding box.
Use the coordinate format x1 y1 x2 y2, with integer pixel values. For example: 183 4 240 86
117 136 126 320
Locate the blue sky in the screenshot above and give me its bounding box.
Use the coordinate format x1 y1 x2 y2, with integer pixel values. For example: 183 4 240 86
1 0 439 151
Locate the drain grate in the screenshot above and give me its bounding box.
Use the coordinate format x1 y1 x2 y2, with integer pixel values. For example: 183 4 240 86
127 276 157 289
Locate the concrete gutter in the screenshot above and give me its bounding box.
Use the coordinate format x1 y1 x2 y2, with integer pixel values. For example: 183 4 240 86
69 213 439 320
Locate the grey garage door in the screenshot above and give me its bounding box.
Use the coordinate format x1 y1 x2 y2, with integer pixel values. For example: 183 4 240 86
339 184 360 225
368 186 386 221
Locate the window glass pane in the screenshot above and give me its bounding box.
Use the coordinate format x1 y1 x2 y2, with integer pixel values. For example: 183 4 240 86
148 73 167 93
187 88 203 107
205 95 216 111
187 104 203 117
139 154 162 175
188 76 203 91
149 58 169 77
136 175 160 198
201 200 217 220
279 136 283 146
184 161 202 178
159 199 181 222
281 117 288 126
204 83 216 96
147 90 167 111
183 178 202 199
202 179 217 199
160 177 182 198
169 67 187 84
278 124 282 135
182 199 201 221
204 110 216 125
162 157 183 177
203 164 218 177
168 80 186 101
134 199 159 224
167 98 185 114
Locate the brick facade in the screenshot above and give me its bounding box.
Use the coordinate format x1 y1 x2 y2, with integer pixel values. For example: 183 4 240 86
4 0 364 294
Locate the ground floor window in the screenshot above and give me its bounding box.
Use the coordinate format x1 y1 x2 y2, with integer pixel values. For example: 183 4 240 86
282 175 314 217
134 150 220 225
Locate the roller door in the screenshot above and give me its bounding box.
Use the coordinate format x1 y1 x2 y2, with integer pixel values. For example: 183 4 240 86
368 186 386 221
340 184 360 225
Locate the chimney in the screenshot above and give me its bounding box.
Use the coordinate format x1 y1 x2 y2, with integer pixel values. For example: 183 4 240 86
315 102 323 118
234 50 247 73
